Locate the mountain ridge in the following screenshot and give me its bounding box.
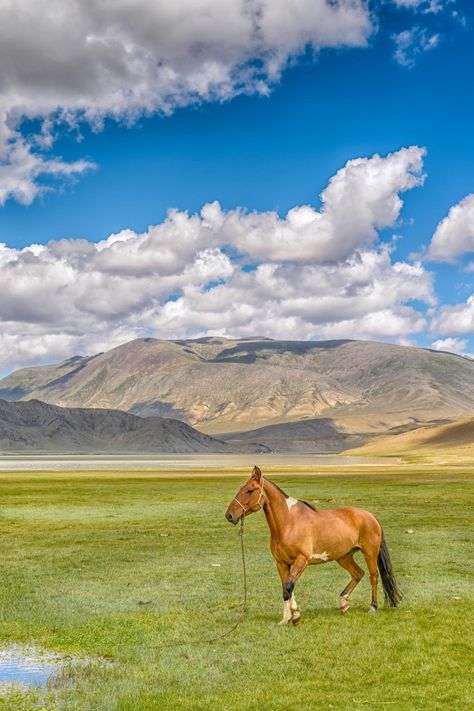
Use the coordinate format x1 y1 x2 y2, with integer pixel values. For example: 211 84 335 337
1 337 474 436
0 398 266 454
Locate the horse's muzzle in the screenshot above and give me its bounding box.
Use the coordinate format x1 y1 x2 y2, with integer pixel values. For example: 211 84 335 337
225 511 239 525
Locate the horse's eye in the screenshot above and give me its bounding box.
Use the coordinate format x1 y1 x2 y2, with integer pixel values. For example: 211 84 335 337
246 489 253 494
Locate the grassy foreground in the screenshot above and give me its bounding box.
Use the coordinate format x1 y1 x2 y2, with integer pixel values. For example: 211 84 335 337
0 466 473 710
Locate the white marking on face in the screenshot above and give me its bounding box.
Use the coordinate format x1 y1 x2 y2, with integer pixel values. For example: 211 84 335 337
311 551 330 561
286 497 298 510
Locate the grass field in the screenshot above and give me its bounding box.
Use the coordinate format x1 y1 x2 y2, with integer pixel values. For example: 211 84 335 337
0 464 473 710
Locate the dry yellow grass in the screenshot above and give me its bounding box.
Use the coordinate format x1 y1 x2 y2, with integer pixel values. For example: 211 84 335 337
348 416 474 460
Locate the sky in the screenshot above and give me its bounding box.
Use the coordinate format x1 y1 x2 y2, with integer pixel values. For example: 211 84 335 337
1 0 474 375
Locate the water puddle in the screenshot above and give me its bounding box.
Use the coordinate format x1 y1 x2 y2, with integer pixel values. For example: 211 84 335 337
0 647 64 688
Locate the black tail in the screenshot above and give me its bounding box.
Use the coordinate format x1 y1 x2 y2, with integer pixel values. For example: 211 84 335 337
377 530 402 607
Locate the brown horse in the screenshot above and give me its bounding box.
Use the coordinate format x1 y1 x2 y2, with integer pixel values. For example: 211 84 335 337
225 466 401 624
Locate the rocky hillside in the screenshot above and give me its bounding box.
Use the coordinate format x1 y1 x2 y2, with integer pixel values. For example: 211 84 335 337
220 418 367 453
0 399 254 453
1 337 474 435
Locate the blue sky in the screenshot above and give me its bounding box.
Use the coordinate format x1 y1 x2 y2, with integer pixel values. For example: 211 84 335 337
1 0 474 374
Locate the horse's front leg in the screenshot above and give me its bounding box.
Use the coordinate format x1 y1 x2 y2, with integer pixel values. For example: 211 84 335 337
276 556 307 625
284 555 308 625
276 561 294 625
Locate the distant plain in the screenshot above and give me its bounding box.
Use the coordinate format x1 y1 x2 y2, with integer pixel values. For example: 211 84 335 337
0 453 387 472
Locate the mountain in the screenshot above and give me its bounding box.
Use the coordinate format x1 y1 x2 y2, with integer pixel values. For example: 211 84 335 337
347 416 474 457
0 399 263 454
1 337 474 436
220 418 367 453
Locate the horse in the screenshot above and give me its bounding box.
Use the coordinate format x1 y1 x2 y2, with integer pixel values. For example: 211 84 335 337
225 466 401 625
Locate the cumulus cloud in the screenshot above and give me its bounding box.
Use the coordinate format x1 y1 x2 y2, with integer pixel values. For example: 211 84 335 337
428 194 474 262
0 146 435 372
153 248 433 341
430 337 469 355
0 0 372 205
205 146 426 263
431 294 474 336
393 25 440 67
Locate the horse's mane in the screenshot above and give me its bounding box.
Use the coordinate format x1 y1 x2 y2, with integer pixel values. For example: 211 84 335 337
267 479 289 498
266 479 317 511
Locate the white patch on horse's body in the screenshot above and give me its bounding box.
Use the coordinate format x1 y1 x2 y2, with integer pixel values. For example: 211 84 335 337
286 497 298 510
311 551 330 561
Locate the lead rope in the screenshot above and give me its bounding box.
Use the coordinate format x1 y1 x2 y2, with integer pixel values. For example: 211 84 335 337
153 516 247 650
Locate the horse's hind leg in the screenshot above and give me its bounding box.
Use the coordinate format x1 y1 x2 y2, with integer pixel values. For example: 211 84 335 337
336 553 365 613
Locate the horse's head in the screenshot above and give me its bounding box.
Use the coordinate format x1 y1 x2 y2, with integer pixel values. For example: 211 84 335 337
225 465 265 524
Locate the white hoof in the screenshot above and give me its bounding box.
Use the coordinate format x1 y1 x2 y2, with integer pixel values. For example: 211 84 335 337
368 605 377 614
292 611 302 625
278 618 290 625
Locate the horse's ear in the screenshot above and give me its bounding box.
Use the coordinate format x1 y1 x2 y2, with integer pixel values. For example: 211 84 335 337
252 465 262 481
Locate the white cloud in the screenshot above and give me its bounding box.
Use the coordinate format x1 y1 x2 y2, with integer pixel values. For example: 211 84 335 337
208 146 426 263
430 337 469 354
0 0 372 205
431 294 474 336
428 194 474 262
393 0 451 13
152 248 433 341
0 146 435 372
0 133 95 206
393 25 440 67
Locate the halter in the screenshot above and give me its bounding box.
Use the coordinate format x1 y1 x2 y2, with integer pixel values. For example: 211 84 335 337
233 480 266 514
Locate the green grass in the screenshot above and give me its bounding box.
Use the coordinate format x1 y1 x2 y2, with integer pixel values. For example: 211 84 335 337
0 467 473 710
